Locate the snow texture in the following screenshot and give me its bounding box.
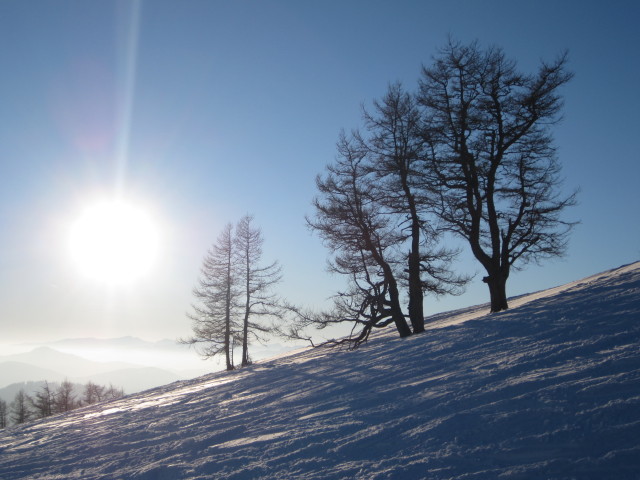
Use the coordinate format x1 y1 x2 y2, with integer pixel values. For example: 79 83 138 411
1 262 639 479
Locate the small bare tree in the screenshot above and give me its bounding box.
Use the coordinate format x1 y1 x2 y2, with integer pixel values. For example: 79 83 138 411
83 381 106 405
181 223 241 371
183 218 284 368
10 389 31 425
54 379 77 413
235 214 282 367
29 381 54 418
104 384 125 400
0 399 8 428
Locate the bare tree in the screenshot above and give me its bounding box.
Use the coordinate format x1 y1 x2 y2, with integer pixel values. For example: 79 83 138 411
83 381 106 405
359 83 468 331
54 379 77 413
0 399 7 428
181 223 240 370
104 384 125 400
307 133 412 346
235 214 283 366
29 381 54 418
418 39 577 312
10 389 31 425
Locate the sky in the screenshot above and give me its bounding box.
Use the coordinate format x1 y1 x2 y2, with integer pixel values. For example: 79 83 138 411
0 0 638 346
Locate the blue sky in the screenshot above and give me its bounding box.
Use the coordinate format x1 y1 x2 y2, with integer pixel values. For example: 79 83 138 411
0 0 638 344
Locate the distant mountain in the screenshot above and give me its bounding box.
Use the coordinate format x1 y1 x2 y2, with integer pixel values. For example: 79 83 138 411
3 336 306 395
49 336 171 350
19 336 304 376
0 361 64 390
0 347 181 396
0 347 136 380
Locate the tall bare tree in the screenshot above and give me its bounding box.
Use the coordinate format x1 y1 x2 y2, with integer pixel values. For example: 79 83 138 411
307 133 412 345
235 214 282 366
182 223 239 370
359 83 468 331
418 39 577 312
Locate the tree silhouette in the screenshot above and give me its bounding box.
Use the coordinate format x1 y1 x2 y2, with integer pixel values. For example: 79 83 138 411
307 133 412 345
418 39 577 312
182 223 239 370
235 214 282 367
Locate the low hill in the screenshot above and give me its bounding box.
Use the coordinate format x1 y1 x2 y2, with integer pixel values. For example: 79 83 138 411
0 262 638 479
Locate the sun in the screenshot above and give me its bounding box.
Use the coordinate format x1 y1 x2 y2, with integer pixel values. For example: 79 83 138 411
69 200 159 284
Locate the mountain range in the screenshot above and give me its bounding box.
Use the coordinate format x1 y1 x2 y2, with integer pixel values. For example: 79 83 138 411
0 335 304 402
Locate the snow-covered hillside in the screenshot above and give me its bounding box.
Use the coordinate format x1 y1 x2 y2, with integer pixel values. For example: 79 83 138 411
1 263 639 479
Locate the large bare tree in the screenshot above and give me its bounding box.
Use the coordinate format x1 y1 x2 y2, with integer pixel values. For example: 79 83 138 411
418 39 577 312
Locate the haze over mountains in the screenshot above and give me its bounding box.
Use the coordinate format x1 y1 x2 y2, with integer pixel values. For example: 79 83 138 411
1 262 638 479
0 336 303 402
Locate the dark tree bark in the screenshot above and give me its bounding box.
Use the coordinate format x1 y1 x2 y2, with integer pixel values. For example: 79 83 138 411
418 39 577 312
483 271 508 313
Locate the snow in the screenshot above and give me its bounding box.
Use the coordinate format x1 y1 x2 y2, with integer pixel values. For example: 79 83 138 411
1 262 639 479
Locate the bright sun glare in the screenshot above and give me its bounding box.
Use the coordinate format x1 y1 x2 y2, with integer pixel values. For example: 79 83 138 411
69 200 159 285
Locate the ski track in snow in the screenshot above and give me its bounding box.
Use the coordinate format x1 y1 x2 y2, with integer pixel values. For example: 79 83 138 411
0 263 639 479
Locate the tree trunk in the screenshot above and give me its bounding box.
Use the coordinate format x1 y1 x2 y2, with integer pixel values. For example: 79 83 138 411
483 271 509 313
241 311 249 367
407 249 425 333
224 256 234 371
401 170 425 334
387 274 413 338
241 258 250 367
374 250 412 338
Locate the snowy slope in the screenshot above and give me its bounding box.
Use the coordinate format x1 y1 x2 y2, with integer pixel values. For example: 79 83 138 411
0 263 638 479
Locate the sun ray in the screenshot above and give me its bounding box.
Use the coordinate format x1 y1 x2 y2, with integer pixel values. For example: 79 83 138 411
115 0 143 196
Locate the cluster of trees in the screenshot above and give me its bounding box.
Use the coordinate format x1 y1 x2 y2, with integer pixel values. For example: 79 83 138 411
295 39 576 346
185 39 577 356
181 214 282 370
0 380 124 428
